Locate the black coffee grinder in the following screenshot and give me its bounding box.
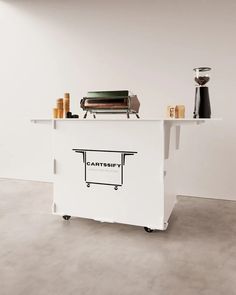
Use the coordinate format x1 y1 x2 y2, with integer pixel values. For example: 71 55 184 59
193 67 211 118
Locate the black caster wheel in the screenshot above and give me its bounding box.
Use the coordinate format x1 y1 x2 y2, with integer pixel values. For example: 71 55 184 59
114 186 118 190
63 215 71 220
87 183 90 188
144 227 153 233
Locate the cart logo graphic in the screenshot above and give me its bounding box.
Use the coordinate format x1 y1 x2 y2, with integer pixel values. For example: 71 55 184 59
72 149 137 190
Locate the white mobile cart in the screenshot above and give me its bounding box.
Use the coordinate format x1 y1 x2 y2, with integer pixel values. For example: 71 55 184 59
32 118 217 232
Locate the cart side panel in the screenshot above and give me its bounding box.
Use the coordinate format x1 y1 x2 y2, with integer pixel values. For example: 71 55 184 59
53 120 165 230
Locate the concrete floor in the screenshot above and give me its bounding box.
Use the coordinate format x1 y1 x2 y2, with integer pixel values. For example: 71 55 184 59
0 179 236 295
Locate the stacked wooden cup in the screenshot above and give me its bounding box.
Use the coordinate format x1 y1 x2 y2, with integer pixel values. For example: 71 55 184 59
53 93 70 118
64 93 70 118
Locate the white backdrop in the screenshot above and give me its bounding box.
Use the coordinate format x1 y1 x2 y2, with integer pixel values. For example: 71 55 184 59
0 0 235 200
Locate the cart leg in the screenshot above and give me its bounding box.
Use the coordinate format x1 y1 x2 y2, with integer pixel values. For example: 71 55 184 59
93 113 96 119
114 186 118 190
63 215 71 220
144 227 153 233
87 183 90 188
84 111 88 119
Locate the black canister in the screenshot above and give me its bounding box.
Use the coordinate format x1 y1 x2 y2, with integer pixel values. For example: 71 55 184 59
193 86 211 118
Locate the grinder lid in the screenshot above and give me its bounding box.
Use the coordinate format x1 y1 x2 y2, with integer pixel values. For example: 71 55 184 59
193 67 211 72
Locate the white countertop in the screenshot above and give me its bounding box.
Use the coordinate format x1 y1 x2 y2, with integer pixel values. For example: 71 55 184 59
31 118 221 122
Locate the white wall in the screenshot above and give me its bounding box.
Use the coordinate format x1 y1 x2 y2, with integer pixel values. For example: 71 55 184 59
0 0 236 199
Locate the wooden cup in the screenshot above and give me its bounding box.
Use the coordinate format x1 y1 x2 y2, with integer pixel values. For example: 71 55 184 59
167 106 175 118
64 93 70 118
64 93 70 99
53 108 58 118
57 98 64 110
57 109 63 118
175 105 185 118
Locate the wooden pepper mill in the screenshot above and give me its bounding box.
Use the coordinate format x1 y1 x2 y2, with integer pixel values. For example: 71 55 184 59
64 93 70 118
56 98 64 118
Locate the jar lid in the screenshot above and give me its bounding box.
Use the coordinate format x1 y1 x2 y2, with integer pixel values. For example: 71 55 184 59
193 67 211 72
